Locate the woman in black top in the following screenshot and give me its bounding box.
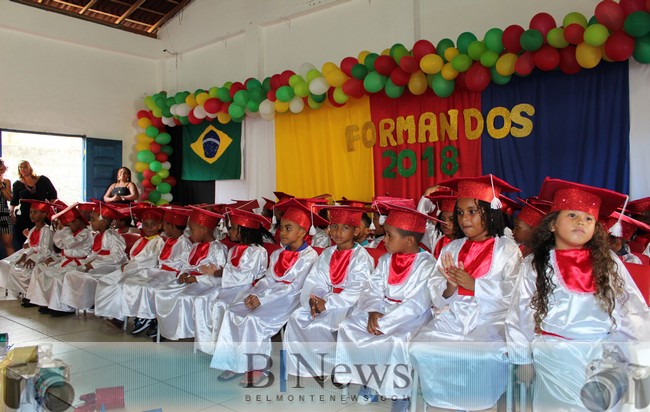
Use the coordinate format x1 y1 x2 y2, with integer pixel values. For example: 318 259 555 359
103 167 139 204
10 160 58 249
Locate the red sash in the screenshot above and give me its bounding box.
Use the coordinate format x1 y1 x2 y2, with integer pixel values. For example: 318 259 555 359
274 249 299 278
130 237 150 257
188 242 211 267
29 228 41 247
457 238 495 296
230 244 249 268
92 232 105 253
433 236 451 259
330 248 353 287
387 253 417 285
158 238 178 261
555 249 595 293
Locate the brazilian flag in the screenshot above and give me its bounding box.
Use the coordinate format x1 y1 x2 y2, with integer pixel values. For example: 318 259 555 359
181 120 242 181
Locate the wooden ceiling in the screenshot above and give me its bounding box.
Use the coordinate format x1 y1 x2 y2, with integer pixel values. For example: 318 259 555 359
10 0 193 38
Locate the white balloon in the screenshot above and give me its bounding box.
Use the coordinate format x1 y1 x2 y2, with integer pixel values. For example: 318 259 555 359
162 116 175 126
193 105 207 119
161 193 173 202
289 96 304 114
170 104 178 116
299 62 317 78
258 99 274 116
309 77 329 95
176 103 191 117
206 111 218 119
260 111 275 121
162 161 171 169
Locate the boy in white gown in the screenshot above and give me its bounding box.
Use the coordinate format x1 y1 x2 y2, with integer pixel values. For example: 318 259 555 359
335 203 438 412
284 205 375 380
154 206 227 341
210 198 322 385
0 200 55 302
194 208 270 354
26 203 93 315
60 202 127 311
94 205 165 320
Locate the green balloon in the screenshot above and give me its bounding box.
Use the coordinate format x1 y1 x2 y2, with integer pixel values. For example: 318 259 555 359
480 50 499 67
148 190 161 203
154 133 171 145
216 87 232 103
437 38 455 58
364 53 379 71
166 97 175 108
431 74 455 98
563 12 588 28
137 150 155 163
151 175 162 186
633 34 650 63
307 96 322 110
333 88 349 104
468 41 486 60
145 125 159 138
484 28 504 53
158 169 169 179
588 15 599 26
247 99 260 112
233 90 250 106
194 89 205 96
520 29 544 51
363 71 387 93
262 77 272 92
547 27 569 48
294 82 310 98
208 87 219 97
289 75 303 88
351 64 368 80
154 96 166 109
157 182 172 194
228 103 245 119
174 91 189 104
390 43 409 63
451 54 472 72
276 86 295 102
246 78 262 90
160 145 174 155
584 24 609 47
306 69 322 82
310 93 326 103
250 87 266 102
457 32 478 54
625 11 650 38
162 108 172 118
490 67 512 85
137 172 144 182
149 161 162 173
178 116 189 125
384 78 405 99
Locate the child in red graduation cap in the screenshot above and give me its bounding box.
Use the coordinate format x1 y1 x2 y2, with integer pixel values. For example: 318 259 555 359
410 174 523 412
60 202 127 311
283 205 376 380
0 200 56 303
210 198 320 386
604 212 650 265
506 178 650 411
154 206 228 341
25 203 93 316
335 203 437 412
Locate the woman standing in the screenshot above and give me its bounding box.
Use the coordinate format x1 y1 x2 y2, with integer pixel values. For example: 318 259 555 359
0 159 14 257
103 167 139 204
10 160 58 250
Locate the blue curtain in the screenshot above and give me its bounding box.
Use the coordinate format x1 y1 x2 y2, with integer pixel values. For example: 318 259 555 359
481 61 630 198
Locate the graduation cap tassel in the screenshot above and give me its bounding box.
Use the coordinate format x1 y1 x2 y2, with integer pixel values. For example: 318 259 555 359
99 202 103 220
608 195 629 238
379 214 387 225
272 214 277 226
489 174 502 210
309 205 317 236
369 220 376 231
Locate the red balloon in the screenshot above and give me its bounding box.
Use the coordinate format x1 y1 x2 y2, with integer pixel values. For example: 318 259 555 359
534 45 560 71
390 67 411 86
529 12 556 37
399 55 420 73
142 179 153 189
342 78 365 99
163 176 177 186
137 110 151 119
141 192 150 201
173 117 181 126
604 30 636 61
455 72 469 91
595 0 626 30
229 82 245 98
564 24 585 45
374 55 397 76
502 25 525 53
266 90 277 102
620 0 646 15
220 101 231 114
187 110 202 125
559 46 581 74
204 98 222 113
280 70 295 86
515 52 536 76
151 116 164 129
270 74 282 90
340 57 358 76
465 62 491 92
155 152 168 162
412 39 436 60
143 169 156 179
149 142 161 154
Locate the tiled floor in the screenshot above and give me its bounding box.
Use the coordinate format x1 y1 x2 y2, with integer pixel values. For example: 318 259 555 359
0 296 403 412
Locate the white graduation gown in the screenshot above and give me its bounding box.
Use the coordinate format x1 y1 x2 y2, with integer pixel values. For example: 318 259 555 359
335 251 435 398
284 244 374 378
121 235 193 319
505 250 650 411
194 243 268 354
60 229 127 310
26 226 93 311
154 240 228 340
210 244 318 373
94 235 165 318
409 236 521 410
0 225 54 294
311 228 331 248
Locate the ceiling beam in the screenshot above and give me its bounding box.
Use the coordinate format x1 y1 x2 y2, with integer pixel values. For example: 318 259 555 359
115 0 145 24
79 0 97 15
146 0 192 34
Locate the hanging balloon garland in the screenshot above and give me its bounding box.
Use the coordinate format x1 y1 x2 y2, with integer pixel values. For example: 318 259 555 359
135 1 650 204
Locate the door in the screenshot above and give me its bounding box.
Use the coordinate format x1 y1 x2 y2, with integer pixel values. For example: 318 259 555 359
84 138 122 201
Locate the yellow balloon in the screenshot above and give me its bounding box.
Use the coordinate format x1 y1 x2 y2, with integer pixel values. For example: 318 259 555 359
274 100 290 113
137 118 152 129
444 47 460 63
441 63 459 80
217 112 231 124
185 94 197 108
134 162 149 173
322 62 338 75
135 142 150 152
196 92 210 106
576 42 602 69
381 48 391 56
408 71 428 95
495 53 518 76
358 50 371 64
136 133 151 144
420 54 444 74
324 68 347 88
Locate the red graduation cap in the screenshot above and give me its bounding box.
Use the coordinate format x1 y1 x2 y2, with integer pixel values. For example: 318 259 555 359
424 194 457 213
318 206 373 227
605 212 650 241
21 199 57 219
161 206 191 226
76 202 95 213
294 197 330 210
538 177 628 220
628 197 650 215
275 198 329 232
227 208 272 230
438 174 520 209
262 197 276 211
516 198 548 228
273 191 294 202
230 199 260 212
384 203 441 234
92 201 127 221
336 197 371 208
188 205 223 230
499 195 521 216
51 202 86 225
131 204 164 221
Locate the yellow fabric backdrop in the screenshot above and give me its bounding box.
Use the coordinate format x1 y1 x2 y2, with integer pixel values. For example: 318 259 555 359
275 96 374 201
